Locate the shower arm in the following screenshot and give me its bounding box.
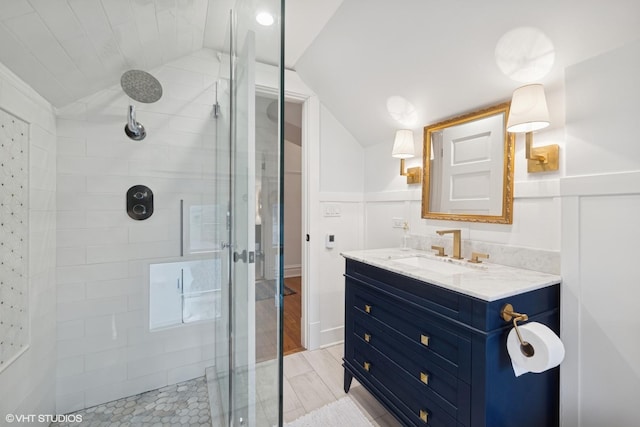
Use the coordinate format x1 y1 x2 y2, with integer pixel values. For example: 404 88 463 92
124 104 146 141
127 104 141 132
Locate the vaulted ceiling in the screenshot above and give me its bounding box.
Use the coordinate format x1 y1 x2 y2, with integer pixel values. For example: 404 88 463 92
0 0 342 107
295 0 640 147
1 0 639 153
0 0 212 107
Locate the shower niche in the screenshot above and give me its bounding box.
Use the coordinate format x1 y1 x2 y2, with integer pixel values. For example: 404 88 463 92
0 109 29 372
148 198 226 330
149 258 222 330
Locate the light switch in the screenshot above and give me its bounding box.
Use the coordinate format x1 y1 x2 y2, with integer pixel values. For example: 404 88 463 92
323 204 342 217
392 217 405 228
325 234 335 248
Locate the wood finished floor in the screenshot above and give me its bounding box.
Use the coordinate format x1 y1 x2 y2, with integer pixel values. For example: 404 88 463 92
256 276 304 362
282 276 304 356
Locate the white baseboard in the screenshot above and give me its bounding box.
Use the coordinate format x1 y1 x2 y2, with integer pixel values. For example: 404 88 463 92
320 326 344 348
308 321 322 350
284 265 301 278
321 339 344 349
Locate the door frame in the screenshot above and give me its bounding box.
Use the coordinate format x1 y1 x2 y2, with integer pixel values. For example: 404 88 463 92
258 69 320 351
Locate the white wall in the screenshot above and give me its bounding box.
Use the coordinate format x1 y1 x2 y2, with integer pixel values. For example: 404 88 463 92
54 49 220 413
311 104 365 347
560 38 640 427
319 105 365 194
284 139 302 276
352 37 640 427
0 62 57 421
307 74 564 349
363 123 562 254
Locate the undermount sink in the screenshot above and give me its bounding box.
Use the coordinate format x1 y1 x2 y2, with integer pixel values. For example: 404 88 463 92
392 256 475 275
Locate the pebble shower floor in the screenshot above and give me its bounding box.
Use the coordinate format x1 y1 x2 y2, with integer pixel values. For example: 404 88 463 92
50 376 212 426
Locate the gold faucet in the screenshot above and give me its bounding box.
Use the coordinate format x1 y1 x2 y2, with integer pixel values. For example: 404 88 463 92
436 229 462 259
431 245 446 257
468 252 489 264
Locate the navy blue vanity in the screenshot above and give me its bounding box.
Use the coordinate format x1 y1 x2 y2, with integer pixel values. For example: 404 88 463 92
342 255 561 427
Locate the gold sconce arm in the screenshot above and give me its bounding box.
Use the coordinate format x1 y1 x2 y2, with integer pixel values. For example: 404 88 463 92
525 132 546 162
525 132 559 173
399 159 422 184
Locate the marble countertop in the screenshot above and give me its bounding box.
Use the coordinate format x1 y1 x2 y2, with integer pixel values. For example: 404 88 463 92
341 248 561 302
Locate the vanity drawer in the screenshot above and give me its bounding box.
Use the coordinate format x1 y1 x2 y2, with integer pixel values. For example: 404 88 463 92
349 278 471 382
346 260 464 321
351 337 459 427
352 308 470 419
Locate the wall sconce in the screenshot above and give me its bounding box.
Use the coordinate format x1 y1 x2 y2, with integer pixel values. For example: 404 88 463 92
506 84 559 173
392 129 422 184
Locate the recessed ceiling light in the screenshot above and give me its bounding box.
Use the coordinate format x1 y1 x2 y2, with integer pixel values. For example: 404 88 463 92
256 12 274 26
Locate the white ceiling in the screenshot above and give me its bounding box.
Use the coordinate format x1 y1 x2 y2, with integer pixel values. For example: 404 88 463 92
203 0 344 69
294 0 640 147
0 0 341 107
2 0 639 152
0 0 209 107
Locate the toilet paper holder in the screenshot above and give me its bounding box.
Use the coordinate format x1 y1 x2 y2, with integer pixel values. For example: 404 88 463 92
501 304 535 357
500 303 528 323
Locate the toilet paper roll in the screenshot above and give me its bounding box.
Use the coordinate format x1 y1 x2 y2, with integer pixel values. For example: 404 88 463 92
507 321 565 377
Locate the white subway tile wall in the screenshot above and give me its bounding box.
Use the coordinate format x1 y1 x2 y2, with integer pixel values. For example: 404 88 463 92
0 62 57 418
55 49 221 413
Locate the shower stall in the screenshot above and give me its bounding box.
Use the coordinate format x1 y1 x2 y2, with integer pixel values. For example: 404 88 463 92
213 3 285 425
0 0 284 426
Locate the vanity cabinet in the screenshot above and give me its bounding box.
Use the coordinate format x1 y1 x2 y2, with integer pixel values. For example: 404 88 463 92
343 259 560 427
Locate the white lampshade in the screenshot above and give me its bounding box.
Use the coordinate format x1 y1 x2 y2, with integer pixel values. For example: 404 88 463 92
506 84 550 133
391 129 415 159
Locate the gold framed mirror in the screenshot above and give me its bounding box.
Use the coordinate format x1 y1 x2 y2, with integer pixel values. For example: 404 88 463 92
421 102 514 224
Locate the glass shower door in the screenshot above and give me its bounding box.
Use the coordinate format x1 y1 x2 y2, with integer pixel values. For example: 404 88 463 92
216 1 283 425
230 24 257 427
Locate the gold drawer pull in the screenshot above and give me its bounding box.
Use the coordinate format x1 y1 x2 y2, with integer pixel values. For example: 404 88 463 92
364 304 371 313
419 409 429 423
420 371 429 385
420 334 430 346
364 333 371 343
363 362 370 372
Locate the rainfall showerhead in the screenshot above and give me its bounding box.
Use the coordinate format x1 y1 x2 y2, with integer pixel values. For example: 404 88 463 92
121 70 162 141
121 70 163 103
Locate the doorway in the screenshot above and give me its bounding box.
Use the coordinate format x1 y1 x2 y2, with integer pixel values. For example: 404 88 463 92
282 101 304 355
254 98 304 358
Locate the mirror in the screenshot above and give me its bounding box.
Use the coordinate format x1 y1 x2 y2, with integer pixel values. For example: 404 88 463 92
421 102 514 224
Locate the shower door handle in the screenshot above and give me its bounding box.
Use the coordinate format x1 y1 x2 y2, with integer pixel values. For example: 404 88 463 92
233 250 247 263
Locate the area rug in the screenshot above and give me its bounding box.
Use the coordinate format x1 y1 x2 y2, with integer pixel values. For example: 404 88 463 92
255 280 296 301
285 397 373 427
